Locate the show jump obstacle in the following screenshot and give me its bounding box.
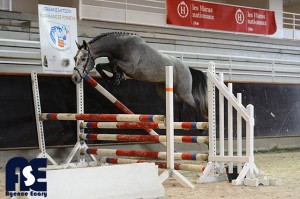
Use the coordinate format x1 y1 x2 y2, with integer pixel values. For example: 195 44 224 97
32 62 268 187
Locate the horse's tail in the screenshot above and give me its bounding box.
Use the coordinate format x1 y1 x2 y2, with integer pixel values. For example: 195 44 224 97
189 67 208 117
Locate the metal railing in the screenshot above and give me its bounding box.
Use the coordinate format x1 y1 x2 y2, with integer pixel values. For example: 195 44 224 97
282 11 300 40
160 50 300 82
0 38 39 44
0 38 41 66
0 37 300 82
283 12 300 30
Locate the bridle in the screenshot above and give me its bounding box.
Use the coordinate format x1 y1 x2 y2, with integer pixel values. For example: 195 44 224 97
74 47 95 80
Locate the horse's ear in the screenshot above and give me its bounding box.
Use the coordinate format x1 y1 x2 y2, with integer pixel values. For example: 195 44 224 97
83 40 87 49
75 41 81 49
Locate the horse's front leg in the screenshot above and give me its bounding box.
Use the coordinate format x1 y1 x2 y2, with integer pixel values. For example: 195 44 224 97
96 63 125 85
112 65 126 85
95 63 114 83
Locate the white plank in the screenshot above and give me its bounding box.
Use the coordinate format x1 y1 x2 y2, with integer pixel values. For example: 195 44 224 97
46 163 164 199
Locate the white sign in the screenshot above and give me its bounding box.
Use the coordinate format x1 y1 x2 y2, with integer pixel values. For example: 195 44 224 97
38 4 77 74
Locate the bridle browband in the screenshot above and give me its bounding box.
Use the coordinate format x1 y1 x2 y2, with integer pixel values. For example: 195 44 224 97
74 46 94 80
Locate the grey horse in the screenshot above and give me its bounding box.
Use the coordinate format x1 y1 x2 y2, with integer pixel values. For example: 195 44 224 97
72 32 208 118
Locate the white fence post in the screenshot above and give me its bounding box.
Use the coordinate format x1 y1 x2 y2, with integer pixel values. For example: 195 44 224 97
31 72 57 165
199 61 266 186
237 93 242 173
166 66 174 171
159 66 195 189
246 104 255 178
219 73 225 174
64 81 97 166
227 83 233 173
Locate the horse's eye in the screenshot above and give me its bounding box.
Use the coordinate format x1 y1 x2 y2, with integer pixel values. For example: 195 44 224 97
82 58 86 61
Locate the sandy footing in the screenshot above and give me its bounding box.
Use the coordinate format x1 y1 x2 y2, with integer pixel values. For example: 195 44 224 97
0 151 299 199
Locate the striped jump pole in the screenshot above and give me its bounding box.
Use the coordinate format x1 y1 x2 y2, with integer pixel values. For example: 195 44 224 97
80 134 209 144
40 113 165 123
81 148 208 161
80 121 208 130
101 157 205 172
83 74 165 145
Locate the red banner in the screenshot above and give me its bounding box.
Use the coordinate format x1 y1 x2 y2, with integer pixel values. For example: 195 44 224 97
166 0 277 35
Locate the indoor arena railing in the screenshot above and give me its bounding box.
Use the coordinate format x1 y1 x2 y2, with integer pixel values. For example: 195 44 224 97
0 38 300 83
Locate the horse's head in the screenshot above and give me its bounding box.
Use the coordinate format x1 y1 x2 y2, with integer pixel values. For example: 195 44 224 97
72 40 95 84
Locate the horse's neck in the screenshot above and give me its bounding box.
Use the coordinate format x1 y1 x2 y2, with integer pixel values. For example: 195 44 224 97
89 36 123 59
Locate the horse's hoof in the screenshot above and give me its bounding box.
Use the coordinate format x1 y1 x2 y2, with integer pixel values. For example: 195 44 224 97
120 73 126 80
115 73 121 78
113 79 121 86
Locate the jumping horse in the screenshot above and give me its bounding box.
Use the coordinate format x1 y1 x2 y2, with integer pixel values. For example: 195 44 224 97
72 32 208 118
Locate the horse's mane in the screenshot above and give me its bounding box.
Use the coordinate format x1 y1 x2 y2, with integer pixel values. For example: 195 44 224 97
88 32 138 45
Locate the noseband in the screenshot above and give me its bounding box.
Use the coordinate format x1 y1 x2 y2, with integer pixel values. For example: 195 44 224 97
74 48 95 80
73 67 87 80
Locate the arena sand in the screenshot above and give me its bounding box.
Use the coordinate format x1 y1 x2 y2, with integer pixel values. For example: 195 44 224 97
0 151 299 199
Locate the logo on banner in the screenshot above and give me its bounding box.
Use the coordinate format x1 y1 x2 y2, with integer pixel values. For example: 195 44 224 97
177 1 189 18
235 9 245 24
6 157 47 198
49 22 71 51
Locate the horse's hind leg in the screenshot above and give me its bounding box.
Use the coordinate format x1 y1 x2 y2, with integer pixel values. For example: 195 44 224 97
176 88 197 110
156 83 186 121
175 84 201 119
155 83 165 100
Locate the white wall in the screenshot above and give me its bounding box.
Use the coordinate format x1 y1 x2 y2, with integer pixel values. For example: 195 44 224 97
12 0 38 14
205 0 226 3
284 4 300 13
205 0 269 9
12 0 78 15
0 0 10 10
226 0 269 9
